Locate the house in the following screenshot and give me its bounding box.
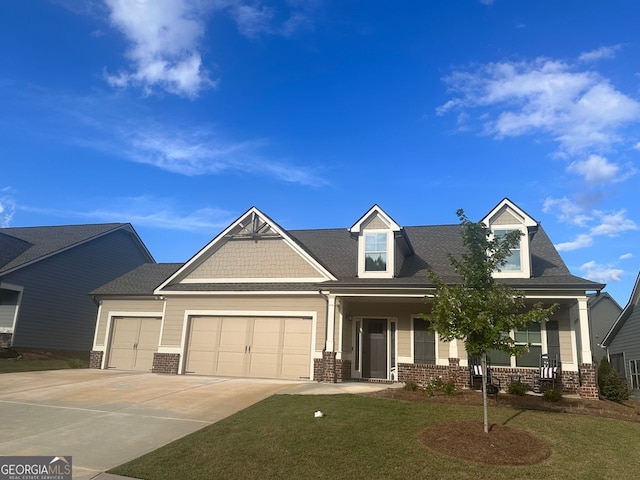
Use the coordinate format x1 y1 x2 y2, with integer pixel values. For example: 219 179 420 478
89 199 603 398
601 272 640 390
587 292 622 364
0 223 154 352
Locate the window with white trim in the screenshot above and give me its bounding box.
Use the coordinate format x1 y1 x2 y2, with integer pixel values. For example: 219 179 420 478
414 318 436 364
364 232 388 272
515 322 542 367
493 229 522 271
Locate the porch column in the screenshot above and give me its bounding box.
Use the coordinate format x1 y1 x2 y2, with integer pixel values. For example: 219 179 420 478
326 294 336 352
577 296 593 364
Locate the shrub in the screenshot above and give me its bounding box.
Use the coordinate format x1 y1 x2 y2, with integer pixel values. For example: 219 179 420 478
597 358 612 392
67 358 86 369
543 389 563 402
506 381 528 396
403 380 419 392
600 370 631 403
424 377 456 396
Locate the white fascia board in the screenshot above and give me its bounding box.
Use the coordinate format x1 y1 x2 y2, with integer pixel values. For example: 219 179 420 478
159 290 324 296
349 204 401 233
482 198 537 227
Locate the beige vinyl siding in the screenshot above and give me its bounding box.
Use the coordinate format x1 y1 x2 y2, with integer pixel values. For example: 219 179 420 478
493 210 520 225
362 216 388 230
183 238 321 280
95 298 164 346
161 294 326 350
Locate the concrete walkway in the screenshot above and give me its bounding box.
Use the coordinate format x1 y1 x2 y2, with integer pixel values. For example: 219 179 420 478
0 370 395 480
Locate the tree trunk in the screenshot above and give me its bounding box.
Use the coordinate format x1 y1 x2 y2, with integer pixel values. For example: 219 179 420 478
482 352 489 434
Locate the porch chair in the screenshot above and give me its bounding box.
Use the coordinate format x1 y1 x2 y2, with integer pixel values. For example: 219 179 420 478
469 356 491 389
538 353 560 389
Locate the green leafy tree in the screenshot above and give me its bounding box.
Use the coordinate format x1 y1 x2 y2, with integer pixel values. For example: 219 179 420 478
422 209 557 433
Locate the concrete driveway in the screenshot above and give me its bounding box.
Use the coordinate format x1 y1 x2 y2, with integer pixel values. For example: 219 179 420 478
0 369 302 480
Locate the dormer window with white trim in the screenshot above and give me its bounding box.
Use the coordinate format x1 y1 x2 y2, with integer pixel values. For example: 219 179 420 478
350 205 413 279
482 198 537 279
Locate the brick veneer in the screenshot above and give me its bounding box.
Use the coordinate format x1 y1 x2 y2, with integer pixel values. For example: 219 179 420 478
313 352 352 382
0 333 12 348
89 350 104 369
399 360 599 399
577 363 598 399
152 353 180 374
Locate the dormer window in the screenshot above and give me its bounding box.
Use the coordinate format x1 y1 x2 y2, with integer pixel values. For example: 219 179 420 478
364 232 388 272
493 229 522 271
482 198 537 279
350 205 413 279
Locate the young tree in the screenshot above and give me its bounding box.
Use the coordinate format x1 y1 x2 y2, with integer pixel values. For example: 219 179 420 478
422 209 557 433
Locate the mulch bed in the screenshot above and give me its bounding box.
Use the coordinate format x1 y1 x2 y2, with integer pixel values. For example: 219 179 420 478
419 420 551 465
362 387 640 466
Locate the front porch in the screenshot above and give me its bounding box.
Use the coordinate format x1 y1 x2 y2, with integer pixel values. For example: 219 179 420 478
314 294 599 399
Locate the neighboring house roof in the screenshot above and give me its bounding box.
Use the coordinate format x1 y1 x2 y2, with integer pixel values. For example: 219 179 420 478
602 272 640 347
588 292 622 310
91 263 183 296
0 223 154 275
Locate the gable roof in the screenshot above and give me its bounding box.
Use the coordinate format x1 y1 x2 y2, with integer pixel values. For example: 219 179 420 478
0 223 154 275
602 272 640 347
155 207 337 292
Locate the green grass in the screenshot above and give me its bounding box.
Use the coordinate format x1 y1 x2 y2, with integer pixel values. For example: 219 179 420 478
110 394 640 480
0 357 88 373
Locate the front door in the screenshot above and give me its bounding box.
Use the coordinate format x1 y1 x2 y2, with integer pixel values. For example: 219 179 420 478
362 318 387 379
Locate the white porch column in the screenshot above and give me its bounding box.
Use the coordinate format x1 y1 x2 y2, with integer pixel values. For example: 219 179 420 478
450 339 459 362
326 294 336 352
577 296 592 364
336 298 343 360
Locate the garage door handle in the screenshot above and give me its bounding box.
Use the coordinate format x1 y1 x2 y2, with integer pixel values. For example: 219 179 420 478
133 343 138 350
245 345 247 353
248 345 251 353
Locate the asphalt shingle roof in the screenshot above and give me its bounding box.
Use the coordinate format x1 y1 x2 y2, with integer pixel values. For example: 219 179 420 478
91 263 183 295
92 221 603 296
0 223 132 274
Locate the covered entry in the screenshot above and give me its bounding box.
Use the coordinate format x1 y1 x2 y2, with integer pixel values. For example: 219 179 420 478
184 315 312 380
107 316 161 371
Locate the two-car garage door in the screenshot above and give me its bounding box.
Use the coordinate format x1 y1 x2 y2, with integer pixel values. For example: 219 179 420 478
185 316 312 380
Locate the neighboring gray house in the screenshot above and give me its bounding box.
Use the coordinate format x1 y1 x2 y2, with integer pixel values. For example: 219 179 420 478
602 272 640 390
587 292 622 364
0 223 154 352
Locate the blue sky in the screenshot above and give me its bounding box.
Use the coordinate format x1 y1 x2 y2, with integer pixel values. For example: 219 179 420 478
1 1 639 305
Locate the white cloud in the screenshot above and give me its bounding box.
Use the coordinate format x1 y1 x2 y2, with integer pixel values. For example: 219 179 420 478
231 4 275 38
553 209 637 251
122 125 326 186
620 253 633 260
438 57 640 153
580 260 624 283
103 0 217 98
567 154 636 185
590 209 638 237
555 234 594 252
579 45 620 63
86 195 235 231
542 196 591 226
0 188 16 227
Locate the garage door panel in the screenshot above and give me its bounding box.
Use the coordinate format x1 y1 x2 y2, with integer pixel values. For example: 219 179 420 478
108 317 161 371
184 315 312 380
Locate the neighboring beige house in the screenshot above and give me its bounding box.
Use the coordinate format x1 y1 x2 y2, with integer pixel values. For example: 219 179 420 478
90 199 603 398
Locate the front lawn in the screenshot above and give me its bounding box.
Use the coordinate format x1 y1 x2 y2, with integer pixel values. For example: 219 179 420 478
110 393 640 480
0 349 88 373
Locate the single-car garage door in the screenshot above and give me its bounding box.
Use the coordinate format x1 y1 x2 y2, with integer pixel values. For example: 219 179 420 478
108 316 161 371
185 316 312 380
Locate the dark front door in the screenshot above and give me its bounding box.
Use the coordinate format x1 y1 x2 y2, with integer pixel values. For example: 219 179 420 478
362 319 387 379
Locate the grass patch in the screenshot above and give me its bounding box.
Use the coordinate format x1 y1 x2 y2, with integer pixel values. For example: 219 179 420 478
0 349 88 373
110 394 640 480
